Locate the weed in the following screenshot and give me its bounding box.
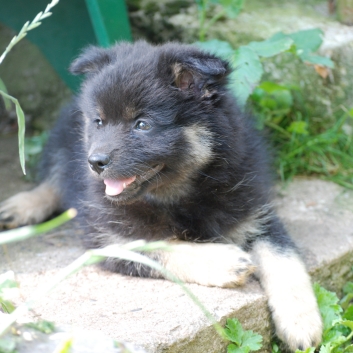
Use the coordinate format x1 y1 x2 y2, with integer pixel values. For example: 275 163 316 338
0 0 59 175
251 84 353 188
223 280 353 353
224 318 262 353
194 1 352 189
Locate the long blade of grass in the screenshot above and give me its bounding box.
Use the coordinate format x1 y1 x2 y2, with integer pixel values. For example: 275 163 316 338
0 242 226 340
0 209 77 245
0 79 11 111
0 90 26 174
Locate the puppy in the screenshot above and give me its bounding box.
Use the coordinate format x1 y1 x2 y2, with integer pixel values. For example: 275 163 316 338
0 41 322 351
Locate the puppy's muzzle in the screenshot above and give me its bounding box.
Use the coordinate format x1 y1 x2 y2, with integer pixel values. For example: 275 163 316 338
88 153 111 174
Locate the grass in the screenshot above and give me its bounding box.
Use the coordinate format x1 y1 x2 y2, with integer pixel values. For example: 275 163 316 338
275 111 352 189
250 84 353 189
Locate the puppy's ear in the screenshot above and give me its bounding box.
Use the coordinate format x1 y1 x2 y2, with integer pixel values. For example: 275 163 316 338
172 54 229 98
70 46 112 75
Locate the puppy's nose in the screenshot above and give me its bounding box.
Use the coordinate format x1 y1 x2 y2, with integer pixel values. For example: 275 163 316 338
88 153 111 174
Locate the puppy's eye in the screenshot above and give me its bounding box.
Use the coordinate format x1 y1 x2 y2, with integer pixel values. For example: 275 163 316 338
134 120 152 131
94 118 103 128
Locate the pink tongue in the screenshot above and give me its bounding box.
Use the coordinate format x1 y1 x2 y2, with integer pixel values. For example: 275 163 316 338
104 176 136 196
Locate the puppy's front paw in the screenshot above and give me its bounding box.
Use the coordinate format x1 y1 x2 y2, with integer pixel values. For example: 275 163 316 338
252 242 323 351
163 243 256 288
0 194 29 229
0 183 59 229
273 298 322 351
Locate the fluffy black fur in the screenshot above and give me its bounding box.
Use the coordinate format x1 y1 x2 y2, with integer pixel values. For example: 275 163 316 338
42 41 288 270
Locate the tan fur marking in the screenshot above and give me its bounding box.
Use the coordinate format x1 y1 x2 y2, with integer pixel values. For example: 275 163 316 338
156 241 255 288
227 204 273 244
183 125 213 166
252 242 322 350
0 182 60 228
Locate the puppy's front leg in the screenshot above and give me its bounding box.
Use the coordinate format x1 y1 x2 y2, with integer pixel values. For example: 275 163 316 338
252 240 322 351
157 241 256 288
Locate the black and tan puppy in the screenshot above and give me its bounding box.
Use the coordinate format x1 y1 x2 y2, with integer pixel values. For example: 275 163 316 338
0 41 322 350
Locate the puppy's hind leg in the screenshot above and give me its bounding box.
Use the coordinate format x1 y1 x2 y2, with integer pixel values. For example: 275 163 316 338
0 181 60 229
251 218 322 351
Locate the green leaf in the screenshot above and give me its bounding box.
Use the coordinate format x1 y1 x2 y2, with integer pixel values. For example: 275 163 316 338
299 53 334 68
228 344 250 353
319 343 332 353
323 329 346 347
344 345 353 352
257 81 290 93
289 28 323 53
287 121 309 135
268 29 334 68
340 320 353 330
0 279 18 292
0 90 27 175
0 299 16 314
211 0 245 18
314 283 343 331
25 132 48 157
195 39 234 60
343 282 353 295
241 330 262 351
53 337 73 353
25 320 55 334
14 99 26 175
272 342 281 353
247 37 293 58
229 46 263 106
224 318 244 345
343 306 353 320
0 79 11 111
341 294 353 311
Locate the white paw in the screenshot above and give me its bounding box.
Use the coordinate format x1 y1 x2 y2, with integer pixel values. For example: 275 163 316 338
162 242 256 288
273 299 322 351
252 242 323 351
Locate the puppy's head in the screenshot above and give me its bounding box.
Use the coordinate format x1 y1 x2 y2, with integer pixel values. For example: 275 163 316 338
70 41 230 204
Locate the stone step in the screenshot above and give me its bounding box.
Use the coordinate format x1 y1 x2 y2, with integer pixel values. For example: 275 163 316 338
1 135 353 352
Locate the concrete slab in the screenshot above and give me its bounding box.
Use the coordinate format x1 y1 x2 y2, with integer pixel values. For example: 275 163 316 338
0 135 353 352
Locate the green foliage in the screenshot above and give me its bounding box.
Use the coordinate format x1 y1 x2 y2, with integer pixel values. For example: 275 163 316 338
0 272 18 314
194 2 353 188
24 132 49 181
224 283 353 353
0 0 59 175
196 29 333 106
250 81 353 188
25 320 55 334
196 0 245 41
224 318 262 353
306 283 353 353
53 338 73 353
0 209 77 246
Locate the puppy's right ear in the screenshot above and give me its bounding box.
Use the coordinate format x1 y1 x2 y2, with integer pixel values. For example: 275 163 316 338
69 46 112 75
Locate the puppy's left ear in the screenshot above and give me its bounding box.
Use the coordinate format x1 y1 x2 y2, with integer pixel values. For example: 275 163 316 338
70 46 112 75
171 54 229 98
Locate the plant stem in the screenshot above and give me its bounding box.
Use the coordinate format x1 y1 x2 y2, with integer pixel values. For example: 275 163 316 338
0 0 59 65
204 9 226 34
0 242 226 341
0 209 77 245
198 0 208 42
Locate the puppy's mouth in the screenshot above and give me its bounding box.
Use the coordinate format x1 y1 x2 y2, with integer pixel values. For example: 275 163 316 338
103 164 164 197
